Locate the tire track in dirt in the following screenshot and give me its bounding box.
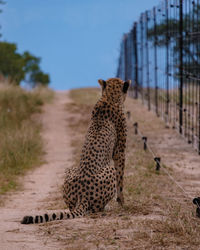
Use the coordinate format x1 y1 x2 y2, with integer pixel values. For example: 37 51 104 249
0 91 71 250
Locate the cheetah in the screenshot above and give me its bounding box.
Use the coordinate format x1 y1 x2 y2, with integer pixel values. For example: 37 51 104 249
21 78 130 224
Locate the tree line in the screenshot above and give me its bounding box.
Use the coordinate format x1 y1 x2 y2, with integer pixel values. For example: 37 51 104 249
0 1 50 87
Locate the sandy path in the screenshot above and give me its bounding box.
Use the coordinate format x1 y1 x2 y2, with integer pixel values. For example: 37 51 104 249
0 91 71 250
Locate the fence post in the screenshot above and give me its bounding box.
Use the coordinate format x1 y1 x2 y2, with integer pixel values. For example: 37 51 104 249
153 7 159 116
140 14 144 104
165 0 169 122
127 33 131 82
116 44 122 78
199 102 200 154
145 11 151 111
179 0 183 134
123 34 128 81
133 22 138 99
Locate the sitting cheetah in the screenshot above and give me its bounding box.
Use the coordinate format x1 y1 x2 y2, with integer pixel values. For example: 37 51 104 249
21 78 130 224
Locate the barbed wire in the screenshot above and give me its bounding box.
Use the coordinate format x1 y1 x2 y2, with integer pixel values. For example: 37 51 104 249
128 114 200 213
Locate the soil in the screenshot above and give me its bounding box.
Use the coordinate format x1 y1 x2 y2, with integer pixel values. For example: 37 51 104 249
0 91 200 250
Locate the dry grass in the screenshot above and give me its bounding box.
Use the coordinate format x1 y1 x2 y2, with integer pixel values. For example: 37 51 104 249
40 88 200 249
0 84 54 194
69 87 101 106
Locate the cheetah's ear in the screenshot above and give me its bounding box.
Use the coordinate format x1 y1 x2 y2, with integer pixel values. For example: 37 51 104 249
98 79 106 90
123 80 131 93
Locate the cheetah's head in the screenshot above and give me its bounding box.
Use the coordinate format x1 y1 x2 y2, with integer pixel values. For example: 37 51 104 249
98 78 131 104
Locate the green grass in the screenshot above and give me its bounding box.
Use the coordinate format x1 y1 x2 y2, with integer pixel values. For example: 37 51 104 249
0 84 54 194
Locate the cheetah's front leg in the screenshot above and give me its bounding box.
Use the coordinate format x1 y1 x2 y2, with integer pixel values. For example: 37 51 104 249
113 152 125 206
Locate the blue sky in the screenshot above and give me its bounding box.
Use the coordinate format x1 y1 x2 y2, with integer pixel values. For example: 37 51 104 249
1 0 160 90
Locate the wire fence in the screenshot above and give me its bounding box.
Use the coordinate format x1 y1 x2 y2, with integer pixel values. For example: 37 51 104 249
117 0 200 155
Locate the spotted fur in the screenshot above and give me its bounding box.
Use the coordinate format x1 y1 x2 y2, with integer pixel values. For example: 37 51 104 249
21 78 130 224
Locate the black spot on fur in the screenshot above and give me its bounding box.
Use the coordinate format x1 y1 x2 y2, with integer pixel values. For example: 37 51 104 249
123 81 129 93
40 216 43 223
21 216 33 224
35 216 39 223
103 80 106 89
60 212 63 220
44 214 49 222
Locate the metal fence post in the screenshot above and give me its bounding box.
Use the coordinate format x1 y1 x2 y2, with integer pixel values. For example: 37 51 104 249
140 14 144 103
145 11 151 111
199 103 200 155
116 45 122 78
153 7 159 116
165 0 169 122
179 0 183 134
133 22 138 99
124 34 128 81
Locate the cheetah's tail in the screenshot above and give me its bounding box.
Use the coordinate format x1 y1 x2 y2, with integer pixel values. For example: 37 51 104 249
21 211 79 224
21 202 88 224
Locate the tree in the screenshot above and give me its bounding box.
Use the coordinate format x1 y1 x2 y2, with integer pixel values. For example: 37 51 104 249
0 1 50 87
22 51 40 85
147 4 200 77
0 42 25 84
32 71 50 87
22 51 50 87
0 42 50 87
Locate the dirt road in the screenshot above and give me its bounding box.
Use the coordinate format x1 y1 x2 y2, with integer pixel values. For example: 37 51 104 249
0 91 71 250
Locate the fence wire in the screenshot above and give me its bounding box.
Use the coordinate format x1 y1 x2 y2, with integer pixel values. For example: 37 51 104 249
117 0 200 155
